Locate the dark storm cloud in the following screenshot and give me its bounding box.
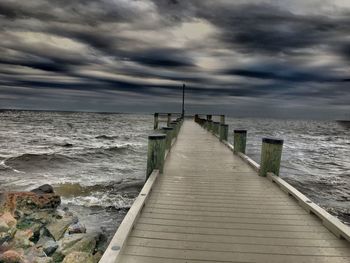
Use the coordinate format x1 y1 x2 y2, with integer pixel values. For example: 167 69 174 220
0 0 349 118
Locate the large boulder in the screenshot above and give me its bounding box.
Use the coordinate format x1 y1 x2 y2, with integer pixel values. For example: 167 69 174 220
62 252 94 263
0 192 60 216
52 233 100 262
45 216 77 241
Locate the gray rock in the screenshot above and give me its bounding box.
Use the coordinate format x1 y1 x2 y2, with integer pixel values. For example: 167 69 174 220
62 252 94 263
33 257 54 263
45 217 76 241
52 233 100 262
68 222 86 234
31 185 54 195
43 239 58 256
37 235 58 256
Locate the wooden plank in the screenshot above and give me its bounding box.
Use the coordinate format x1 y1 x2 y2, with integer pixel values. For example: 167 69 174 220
145 204 309 215
122 246 350 263
134 223 338 240
127 237 350 257
140 212 323 226
142 207 315 220
137 217 329 233
131 229 350 248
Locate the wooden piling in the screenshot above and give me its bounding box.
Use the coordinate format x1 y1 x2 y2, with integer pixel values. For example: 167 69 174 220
213 121 220 135
206 115 212 121
153 113 159 130
220 115 225 124
167 113 171 126
170 121 179 137
161 127 173 150
234 130 247 154
219 124 228 141
207 120 213 132
146 134 166 179
259 138 284 177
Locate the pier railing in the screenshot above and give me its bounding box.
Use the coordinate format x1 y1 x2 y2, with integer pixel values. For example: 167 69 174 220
99 114 184 263
194 114 350 242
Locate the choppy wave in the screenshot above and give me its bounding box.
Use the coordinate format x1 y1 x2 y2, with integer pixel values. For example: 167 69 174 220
81 144 141 157
54 181 143 197
4 153 77 170
95 135 120 140
55 181 143 209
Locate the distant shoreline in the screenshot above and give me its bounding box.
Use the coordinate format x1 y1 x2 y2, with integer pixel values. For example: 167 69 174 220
0 108 348 121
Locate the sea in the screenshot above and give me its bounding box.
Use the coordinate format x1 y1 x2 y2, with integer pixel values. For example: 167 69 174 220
0 110 349 244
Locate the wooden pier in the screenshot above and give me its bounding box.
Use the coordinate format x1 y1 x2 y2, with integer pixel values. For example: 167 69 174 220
100 115 350 263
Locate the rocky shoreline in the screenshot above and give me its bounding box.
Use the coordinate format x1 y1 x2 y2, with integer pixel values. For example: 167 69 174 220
0 185 105 263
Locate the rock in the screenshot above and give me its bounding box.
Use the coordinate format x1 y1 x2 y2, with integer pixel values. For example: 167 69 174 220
31 185 54 195
0 192 61 216
62 252 94 263
0 218 12 245
1 212 17 228
0 250 24 263
43 239 58 256
45 217 76 241
52 233 99 262
11 229 34 249
68 223 86 234
32 257 53 263
36 235 58 256
63 233 98 255
0 218 9 232
93 251 103 263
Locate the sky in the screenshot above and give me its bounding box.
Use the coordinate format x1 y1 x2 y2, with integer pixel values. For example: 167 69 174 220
0 0 349 119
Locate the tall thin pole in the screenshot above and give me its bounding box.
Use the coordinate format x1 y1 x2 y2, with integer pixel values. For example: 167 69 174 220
182 83 185 118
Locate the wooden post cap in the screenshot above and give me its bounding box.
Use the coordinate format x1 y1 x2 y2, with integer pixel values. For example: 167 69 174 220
262 138 284 145
148 134 166 140
234 130 247 134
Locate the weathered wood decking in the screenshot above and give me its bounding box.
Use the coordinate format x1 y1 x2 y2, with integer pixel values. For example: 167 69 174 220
108 120 350 263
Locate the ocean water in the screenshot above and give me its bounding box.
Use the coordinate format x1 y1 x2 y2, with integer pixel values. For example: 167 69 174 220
0 111 349 243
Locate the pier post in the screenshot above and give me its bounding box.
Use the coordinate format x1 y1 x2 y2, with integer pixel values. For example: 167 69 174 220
213 122 220 135
146 134 166 179
207 115 212 121
219 124 228 141
161 127 174 150
220 115 225 124
259 138 284 177
234 130 247 154
167 113 171 126
170 121 179 137
153 113 159 130
207 120 213 132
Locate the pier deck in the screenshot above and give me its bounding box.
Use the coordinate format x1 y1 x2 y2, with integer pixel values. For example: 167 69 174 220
113 120 350 262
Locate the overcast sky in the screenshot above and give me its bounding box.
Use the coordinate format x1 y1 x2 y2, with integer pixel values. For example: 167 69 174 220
0 0 349 119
